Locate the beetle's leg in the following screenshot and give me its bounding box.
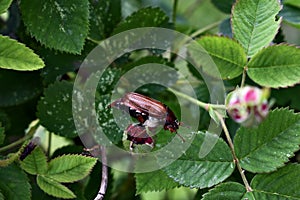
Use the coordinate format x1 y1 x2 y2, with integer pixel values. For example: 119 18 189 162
166 125 185 142
176 132 185 142
129 141 134 151
145 141 154 148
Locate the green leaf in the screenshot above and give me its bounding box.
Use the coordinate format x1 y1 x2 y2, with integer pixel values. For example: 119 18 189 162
208 107 220 125
40 40 96 84
0 0 12 14
247 45 300 88
0 191 4 200
271 85 300 110
283 0 300 8
234 108 300 173
0 69 43 107
202 182 246 200
0 35 44 71
232 0 281 57
37 175 76 199
211 0 235 14
285 0 300 8
51 145 84 158
20 147 48 175
135 170 179 194
89 0 121 41
242 164 300 199
47 155 97 183
0 124 4 145
162 132 234 188
112 7 169 34
37 81 77 138
279 4 300 28
0 164 31 200
197 36 246 80
94 94 123 144
20 0 89 54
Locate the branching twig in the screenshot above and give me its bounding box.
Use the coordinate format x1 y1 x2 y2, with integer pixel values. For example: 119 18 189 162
94 146 108 200
240 66 248 88
0 124 38 153
190 20 222 39
168 88 252 192
167 88 226 110
216 112 252 192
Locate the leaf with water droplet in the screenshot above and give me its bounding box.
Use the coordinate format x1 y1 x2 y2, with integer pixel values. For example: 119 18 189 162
89 0 121 41
135 169 179 194
37 81 77 138
243 164 300 199
112 7 169 35
161 132 234 188
202 182 246 200
235 108 300 173
20 0 89 54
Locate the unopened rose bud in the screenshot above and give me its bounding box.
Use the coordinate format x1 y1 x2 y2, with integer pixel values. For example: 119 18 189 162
226 86 270 127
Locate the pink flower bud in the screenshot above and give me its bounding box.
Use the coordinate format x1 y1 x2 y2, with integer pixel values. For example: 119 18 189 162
226 86 270 127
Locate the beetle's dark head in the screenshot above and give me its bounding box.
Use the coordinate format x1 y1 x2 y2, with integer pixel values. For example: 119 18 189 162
164 107 180 133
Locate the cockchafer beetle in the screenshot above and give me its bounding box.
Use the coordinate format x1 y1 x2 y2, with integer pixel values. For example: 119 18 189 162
110 92 181 133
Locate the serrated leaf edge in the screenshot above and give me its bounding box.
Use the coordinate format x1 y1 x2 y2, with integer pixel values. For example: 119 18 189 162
47 154 97 183
0 35 45 71
237 108 300 172
37 175 76 199
135 171 179 194
247 44 300 88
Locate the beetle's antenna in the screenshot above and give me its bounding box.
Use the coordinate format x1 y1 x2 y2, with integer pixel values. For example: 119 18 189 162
176 132 185 142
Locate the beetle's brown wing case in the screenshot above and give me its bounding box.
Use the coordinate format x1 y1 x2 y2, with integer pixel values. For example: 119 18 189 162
110 95 149 123
125 92 167 119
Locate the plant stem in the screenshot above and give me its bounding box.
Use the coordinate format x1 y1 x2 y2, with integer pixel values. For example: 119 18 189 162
172 0 178 24
240 66 247 87
87 37 101 45
169 0 179 62
171 20 222 60
167 88 226 110
168 87 252 192
94 146 108 200
0 125 37 153
47 132 52 157
190 20 222 39
216 112 252 192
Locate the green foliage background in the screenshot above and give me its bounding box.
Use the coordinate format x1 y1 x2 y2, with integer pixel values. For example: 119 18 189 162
0 0 300 199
